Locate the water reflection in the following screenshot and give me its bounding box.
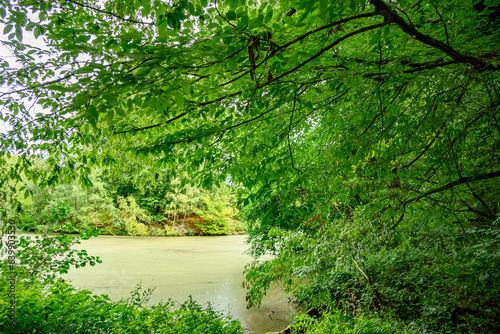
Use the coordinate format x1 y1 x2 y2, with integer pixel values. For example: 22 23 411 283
63 235 295 334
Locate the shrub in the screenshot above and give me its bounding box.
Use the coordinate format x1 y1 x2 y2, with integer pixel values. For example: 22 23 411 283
0 281 243 333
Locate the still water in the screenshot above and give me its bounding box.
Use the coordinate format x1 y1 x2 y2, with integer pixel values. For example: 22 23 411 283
63 234 295 333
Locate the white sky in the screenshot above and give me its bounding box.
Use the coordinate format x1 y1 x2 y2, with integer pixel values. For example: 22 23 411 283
0 21 49 134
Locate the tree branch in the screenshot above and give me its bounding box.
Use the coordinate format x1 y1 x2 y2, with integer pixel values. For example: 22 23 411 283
257 14 392 89
403 171 500 205
0 73 73 98
113 112 187 135
67 0 155 26
371 0 499 70
220 10 386 87
403 130 441 169
288 91 300 174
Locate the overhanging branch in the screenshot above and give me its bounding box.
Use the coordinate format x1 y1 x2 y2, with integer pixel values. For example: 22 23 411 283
258 14 392 88
371 0 499 71
67 0 155 26
403 170 500 205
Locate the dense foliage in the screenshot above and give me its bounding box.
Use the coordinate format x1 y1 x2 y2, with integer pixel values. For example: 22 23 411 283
0 155 244 236
1 281 243 333
1 0 499 332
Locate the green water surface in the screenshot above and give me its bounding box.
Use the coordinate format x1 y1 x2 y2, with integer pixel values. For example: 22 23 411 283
63 234 294 334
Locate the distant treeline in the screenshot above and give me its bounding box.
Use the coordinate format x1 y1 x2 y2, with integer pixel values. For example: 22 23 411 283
1 155 245 236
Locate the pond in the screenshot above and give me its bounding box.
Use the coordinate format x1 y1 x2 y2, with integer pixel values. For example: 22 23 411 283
63 234 295 334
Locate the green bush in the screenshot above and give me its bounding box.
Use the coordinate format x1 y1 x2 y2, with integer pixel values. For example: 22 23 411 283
118 196 152 236
192 185 242 235
244 221 500 333
291 310 416 334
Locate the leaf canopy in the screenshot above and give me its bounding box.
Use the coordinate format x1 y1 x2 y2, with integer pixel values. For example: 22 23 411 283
0 0 499 227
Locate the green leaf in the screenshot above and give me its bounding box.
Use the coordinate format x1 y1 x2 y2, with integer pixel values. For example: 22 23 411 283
106 111 114 124
370 29 382 44
227 0 238 9
46 84 73 92
33 26 46 39
88 105 99 121
174 92 184 108
103 94 118 106
264 9 273 23
283 16 295 25
207 22 219 29
182 83 190 96
15 28 22 42
3 25 12 34
161 29 179 37
115 107 126 117
226 10 236 21
187 2 196 15
319 0 328 13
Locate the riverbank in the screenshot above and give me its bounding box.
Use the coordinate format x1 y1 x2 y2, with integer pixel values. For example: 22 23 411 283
35 212 247 237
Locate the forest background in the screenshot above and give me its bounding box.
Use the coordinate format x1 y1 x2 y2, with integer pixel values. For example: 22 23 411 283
1 155 246 236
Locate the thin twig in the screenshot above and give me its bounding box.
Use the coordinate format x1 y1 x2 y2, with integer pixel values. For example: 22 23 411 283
67 0 155 26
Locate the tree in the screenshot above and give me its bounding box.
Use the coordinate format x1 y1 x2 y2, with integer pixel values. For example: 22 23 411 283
1 0 499 331
1 0 498 216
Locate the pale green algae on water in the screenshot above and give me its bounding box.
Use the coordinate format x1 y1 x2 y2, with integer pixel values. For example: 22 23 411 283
63 234 295 334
